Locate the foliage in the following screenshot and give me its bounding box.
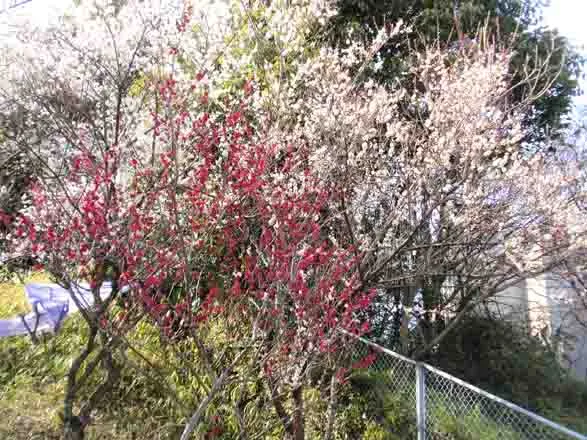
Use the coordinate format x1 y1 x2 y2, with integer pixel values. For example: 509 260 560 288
362 422 394 440
0 323 185 438
0 286 247 439
430 402 523 440
1 281 586 438
0 280 378 439
344 370 417 439
343 368 527 440
0 149 32 272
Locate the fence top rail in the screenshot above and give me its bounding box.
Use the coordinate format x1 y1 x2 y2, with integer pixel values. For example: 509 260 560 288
338 329 587 440
339 329 418 365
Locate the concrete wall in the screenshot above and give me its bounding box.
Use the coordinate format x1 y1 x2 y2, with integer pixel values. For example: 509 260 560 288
486 280 529 322
490 273 587 381
542 273 587 381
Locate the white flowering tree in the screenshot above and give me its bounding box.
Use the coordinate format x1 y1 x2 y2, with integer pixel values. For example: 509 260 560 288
264 23 587 355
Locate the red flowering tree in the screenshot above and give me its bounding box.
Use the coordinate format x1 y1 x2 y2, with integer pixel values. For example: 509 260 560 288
1 2 377 437
4 59 374 437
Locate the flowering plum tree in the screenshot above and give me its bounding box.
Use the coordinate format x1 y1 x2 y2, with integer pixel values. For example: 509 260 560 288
12 91 373 438
1 2 376 438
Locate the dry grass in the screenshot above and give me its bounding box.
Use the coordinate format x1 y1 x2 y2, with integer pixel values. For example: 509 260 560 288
0 382 63 440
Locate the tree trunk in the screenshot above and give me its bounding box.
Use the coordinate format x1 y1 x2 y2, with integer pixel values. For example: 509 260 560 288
291 384 305 440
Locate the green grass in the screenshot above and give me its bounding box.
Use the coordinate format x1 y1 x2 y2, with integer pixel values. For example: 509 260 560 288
0 316 190 439
0 274 189 439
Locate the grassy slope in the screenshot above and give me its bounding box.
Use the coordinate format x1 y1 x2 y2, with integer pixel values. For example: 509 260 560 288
0 275 184 440
0 274 63 439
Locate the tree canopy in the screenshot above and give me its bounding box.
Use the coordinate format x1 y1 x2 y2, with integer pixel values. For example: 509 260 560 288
325 0 584 143
0 1 586 438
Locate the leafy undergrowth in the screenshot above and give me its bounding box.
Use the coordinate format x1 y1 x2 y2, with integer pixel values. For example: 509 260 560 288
2 277 586 439
0 315 190 439
0 276 188 439
429 316 587 435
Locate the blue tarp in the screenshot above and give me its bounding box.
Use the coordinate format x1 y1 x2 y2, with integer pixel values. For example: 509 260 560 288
0 282 114 338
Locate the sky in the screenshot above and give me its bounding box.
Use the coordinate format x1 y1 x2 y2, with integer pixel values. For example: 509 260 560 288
0 0 69 37
543 0 587 110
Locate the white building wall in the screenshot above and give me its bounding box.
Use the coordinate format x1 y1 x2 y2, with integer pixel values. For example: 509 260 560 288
543 272 587 381
486 280 529 321
490 272 587 381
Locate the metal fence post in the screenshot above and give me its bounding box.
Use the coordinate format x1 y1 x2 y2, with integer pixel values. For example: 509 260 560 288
416 362 426 440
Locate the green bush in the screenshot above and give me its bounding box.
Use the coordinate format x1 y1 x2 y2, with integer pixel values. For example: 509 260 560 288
343 370 416 439
2 285 585 439
0 314 194 439
363 421 395 440
340 367 554 440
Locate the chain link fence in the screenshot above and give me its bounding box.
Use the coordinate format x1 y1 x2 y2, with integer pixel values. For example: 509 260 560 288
347 332 587 440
